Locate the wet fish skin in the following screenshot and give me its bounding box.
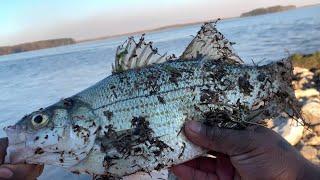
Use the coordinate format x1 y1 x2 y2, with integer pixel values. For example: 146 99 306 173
5 98 99 168
6 57 294 177
69 58 294 177
4 23 297 178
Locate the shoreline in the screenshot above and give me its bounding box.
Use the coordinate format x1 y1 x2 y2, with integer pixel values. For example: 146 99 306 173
77 4 319 43
76 16 238 43
0 3 318 57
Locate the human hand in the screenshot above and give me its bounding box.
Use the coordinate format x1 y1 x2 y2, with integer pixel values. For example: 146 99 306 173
0 138 43 180
171 121 320 180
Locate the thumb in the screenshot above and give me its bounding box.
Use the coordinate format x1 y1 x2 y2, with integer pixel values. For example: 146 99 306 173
0 138 8 163
184 121 266 156
0 167 13 179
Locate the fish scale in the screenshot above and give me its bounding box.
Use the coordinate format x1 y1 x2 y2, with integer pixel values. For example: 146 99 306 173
4 23 299 179
64 58 294 177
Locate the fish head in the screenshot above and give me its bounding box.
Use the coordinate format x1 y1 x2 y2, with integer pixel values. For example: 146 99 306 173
4 98 99 168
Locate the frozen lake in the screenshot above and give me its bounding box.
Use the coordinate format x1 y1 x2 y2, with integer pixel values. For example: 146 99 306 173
0 5 319 180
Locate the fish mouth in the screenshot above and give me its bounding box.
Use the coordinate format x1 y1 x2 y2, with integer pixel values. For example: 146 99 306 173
4 126 81 167
4 125 34 164
5 142 35 164
4 125 27 144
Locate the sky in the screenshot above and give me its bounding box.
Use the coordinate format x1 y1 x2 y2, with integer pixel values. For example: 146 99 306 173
0 0 319 46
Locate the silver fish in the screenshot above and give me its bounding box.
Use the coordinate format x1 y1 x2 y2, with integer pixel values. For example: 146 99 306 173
4 22 298 178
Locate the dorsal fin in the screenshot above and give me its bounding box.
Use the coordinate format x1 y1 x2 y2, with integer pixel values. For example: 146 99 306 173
112 35 168 74
112 21 243 73
180 21 244 64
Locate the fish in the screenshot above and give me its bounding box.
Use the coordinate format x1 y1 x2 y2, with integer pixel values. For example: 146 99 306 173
4 22 299 179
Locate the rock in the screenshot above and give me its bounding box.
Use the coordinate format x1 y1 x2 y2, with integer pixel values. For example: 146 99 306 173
292 64 320 166
314 125 320 135
295 89 319 99
293 67 315 90
299 127 315 143
300 146 318 160
310 158 320 165
269 114 304 145
305 136 320 146
301 100 320 125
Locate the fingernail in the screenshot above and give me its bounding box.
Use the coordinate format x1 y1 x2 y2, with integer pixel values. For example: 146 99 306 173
0 167 13 179
186 121 201 134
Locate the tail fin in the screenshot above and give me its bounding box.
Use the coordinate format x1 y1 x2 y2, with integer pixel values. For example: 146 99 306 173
262 59 305 126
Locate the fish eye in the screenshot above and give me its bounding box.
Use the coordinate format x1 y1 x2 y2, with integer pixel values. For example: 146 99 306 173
31 114 49 128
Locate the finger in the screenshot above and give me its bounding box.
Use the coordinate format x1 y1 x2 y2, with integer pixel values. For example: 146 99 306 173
182 157 217 173
216 155 234 180
171 164 218 180
184 121 265 155
0 167 13 179
0 138 8 163
1 164 44 180
182 155 235 180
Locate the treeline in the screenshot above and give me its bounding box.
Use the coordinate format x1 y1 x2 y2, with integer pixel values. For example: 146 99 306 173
241 5 296 17
0 38 76 56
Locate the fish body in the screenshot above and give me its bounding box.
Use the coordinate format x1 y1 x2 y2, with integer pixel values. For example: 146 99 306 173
4 23 297 178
